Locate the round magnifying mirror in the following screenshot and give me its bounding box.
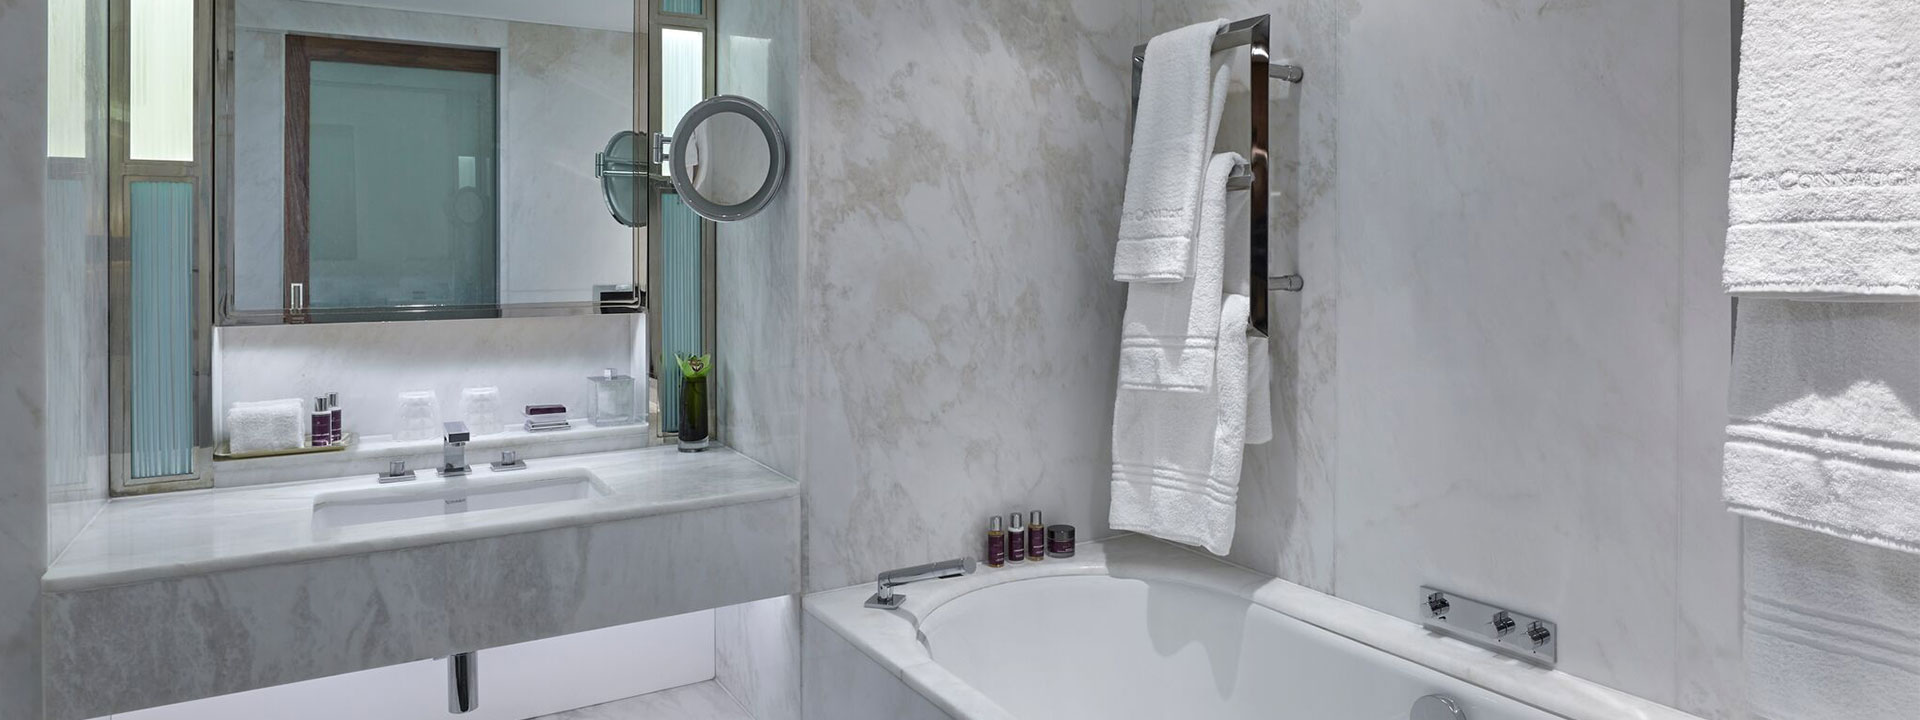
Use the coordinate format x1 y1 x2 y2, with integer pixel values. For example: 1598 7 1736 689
668 95 788 222
596 130 650 227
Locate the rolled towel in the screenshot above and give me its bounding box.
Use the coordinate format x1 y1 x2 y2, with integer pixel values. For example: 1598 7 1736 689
227 398 305 454
1115 19 1231 283
1726 0 1920 297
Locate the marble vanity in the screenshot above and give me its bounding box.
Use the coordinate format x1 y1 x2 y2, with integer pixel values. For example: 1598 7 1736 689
41 445 799 720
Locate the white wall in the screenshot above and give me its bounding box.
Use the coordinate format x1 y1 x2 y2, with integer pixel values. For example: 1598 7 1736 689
774 0 1747 715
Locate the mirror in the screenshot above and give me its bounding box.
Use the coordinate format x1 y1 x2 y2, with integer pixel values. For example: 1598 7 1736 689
666 95 788 223
216 0 642 324
596 131 650 228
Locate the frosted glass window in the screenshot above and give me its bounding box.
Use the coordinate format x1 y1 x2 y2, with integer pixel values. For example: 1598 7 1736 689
661 28 705 143
657 193 702 431
660 0 703 16
130 181 196 478
129 0 195 161
47 0 89 158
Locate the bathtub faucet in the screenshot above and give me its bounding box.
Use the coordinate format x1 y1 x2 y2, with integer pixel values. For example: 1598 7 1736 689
866 557 977 609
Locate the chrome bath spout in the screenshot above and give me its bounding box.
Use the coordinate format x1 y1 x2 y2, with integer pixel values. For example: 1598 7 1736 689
866 557 976 610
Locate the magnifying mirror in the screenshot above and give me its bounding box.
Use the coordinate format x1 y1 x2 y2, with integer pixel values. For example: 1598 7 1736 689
595 130 650 228
667 95 788 223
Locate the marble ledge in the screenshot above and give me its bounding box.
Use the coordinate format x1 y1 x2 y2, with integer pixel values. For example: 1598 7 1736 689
44 445 800 720
47 444 794 592
211 421 652 488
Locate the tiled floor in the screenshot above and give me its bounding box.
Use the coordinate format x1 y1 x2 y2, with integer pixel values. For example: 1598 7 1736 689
537 682 752 720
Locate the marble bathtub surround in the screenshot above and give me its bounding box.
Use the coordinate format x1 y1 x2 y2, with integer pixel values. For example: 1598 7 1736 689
804 535 1702 720
43 445 800 720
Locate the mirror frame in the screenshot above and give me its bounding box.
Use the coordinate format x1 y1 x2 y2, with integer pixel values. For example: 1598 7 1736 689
667 94 787 223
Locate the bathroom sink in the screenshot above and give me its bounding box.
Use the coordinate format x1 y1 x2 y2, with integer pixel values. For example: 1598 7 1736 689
312 467 611 531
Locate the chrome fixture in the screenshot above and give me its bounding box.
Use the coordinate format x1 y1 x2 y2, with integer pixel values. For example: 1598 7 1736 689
490 450 527 472
440 421 471 477
866 557 977 610
1411 694 1466 720
448 652 478 714
377 459 417 484
1419 586 1556 667
1130 14 1309 337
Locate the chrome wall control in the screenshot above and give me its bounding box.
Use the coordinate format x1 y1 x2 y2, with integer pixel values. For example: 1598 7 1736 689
1411 694 1466 720
1419 586 1556 667
866 557 977 610
376 460 416 484
490 450 527 472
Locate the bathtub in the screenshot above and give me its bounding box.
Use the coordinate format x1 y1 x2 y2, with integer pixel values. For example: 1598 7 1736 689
802 535 1700 720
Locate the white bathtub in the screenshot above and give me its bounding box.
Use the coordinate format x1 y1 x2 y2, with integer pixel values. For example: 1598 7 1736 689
803 536 1700 720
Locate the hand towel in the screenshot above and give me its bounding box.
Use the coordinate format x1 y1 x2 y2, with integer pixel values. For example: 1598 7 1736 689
226 398 305 454
1724 300 1920 554
1115 19 1230 284
1111 295 1249 556
1725 0 1920 298
1745 521 1920 720
1118 153 1244 394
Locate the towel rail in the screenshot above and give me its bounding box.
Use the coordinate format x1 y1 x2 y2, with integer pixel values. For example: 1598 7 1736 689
1129 15 1304 338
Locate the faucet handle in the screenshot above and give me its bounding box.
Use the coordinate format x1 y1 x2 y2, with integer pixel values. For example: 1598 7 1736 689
378 459 416 483
490 450 527 472
443 421 471 444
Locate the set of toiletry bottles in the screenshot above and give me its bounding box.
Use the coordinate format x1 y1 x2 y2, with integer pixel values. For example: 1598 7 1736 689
309 392 344 447
985 511 1075 567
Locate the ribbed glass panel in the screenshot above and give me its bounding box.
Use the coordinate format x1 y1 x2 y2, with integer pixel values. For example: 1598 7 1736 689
661 28 704 138
128 0 195 161
660 0 703 16
130 181 196 478
658 193 702 431
47 0 88 158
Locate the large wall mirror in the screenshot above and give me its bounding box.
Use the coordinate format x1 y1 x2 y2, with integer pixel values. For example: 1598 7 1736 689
214 0 646 324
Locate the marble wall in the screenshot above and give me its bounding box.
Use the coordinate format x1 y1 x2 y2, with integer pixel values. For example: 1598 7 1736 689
796 0 1144 593
1 0 51 715
764 0 1747 715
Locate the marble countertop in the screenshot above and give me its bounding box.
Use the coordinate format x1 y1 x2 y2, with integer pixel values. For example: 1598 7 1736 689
46 445 797 593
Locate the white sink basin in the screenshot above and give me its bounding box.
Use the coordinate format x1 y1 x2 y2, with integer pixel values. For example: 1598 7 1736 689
313 467 611 531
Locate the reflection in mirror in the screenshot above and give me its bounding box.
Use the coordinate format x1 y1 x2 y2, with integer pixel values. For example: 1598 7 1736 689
220 0 639 323
596 131 650 228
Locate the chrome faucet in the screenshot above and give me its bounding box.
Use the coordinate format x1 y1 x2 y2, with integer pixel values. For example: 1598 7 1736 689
440 421 471 477
865 557 976 609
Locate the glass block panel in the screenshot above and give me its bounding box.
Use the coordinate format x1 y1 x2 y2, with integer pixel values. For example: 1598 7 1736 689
658 192 702 431
307 60 498 309
661 28 705 140
129 0 195 162
660 0 703 16
130 181 196 478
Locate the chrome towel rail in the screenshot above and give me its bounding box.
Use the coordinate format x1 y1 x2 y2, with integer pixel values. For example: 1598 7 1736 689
1129 15 1305 337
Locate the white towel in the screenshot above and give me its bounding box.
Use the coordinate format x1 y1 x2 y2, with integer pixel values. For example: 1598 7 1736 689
1725 0 1920 298
1115 19 1231 284
1110 152 1251 556
1118 153 1244 393
226 398 305 454
1245 336 1272 445
1111 295 1248 556
1724 300 1920 553
1745 521 1920 720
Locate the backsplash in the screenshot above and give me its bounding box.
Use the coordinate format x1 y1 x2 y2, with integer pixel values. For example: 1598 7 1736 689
214 314 642 441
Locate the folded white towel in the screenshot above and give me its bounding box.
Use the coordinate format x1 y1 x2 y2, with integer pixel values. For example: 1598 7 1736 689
1115 19 1230 284
1725 1 1920 298
1724 300 1920 553
1745 521 1920 720
1118 153 1244 393
226 398 305 454
1245 336 1272 445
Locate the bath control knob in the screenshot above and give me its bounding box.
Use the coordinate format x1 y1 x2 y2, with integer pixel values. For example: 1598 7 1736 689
1411 694 1465 720
1490 611 1515 637
1527 621 1552 648
1426 591 1450 617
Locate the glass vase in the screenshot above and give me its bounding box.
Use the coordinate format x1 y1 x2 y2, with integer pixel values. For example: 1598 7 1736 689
678 374 709 452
